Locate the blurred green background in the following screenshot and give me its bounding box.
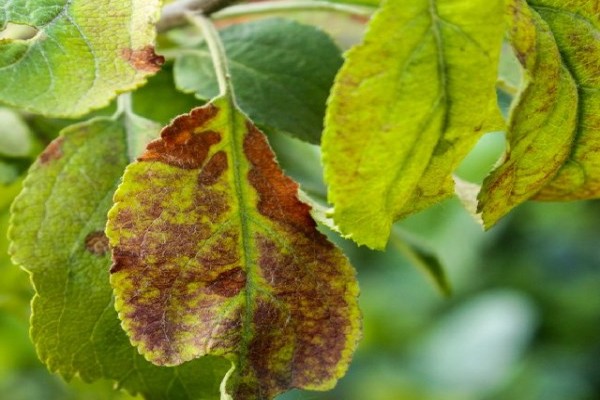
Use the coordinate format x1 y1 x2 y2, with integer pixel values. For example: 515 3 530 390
1 10 599 400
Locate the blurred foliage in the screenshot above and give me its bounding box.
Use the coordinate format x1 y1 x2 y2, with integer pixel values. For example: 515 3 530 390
0 9 599 400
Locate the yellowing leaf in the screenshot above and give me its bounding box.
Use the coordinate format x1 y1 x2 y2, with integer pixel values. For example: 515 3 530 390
322 0 505 249
477 0 600 227
0 0 163 117
529 0 600 200
106 97 361 399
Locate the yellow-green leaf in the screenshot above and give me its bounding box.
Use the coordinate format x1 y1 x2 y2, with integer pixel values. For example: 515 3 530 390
477 0 599 227
530 0 600 200
0 0 163 117
106 98 361 399
322 0 505 249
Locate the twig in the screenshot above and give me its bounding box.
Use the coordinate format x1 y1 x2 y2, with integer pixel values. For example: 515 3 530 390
157 0 375 32
157 0 237 32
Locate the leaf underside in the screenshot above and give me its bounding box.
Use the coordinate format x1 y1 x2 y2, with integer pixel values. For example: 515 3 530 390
478 0 600 228
9 117 230 400
322 0 505 249
0 0 163 117
106 97 361 399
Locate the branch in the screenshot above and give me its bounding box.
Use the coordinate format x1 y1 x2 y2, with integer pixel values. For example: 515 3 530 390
156 0 375 32
156 0 237 32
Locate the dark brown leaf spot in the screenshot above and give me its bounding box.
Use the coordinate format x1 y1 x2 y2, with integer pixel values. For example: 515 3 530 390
39 137 64 165
139 105 221 169
206 267 246 297
243 122 315 233
121 46 165 73
198 151 228 186
85 231 109 256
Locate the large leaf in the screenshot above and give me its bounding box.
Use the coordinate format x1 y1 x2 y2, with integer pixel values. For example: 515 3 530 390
106 97 361 399
322 0 505 249
174 18 343 144
477 0 579 228
9 114 229 399
0 0 163 117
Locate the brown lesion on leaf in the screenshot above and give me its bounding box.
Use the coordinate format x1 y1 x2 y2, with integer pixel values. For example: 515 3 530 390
206 267 246 297
39 137 64 165
139 105 221 169
85 231 110 256
121 46 165 73
198 151 228 186
243 122 315 233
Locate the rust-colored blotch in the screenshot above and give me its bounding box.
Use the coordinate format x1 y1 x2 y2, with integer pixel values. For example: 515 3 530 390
121 46 165 73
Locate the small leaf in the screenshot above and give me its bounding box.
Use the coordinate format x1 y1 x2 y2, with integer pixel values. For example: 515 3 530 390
392 228 452 297
174 18 343 144
106 97 361 399
478 0 580 228
322 0 505 249
9 114 229 399
0 0 163 117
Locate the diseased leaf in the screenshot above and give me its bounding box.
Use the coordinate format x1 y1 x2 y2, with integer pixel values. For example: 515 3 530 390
106 97 361 399
174 18 343 144
9 114 229 399
529 0 600 200
322 0 505 249
477 0 582 228
0 0 163 117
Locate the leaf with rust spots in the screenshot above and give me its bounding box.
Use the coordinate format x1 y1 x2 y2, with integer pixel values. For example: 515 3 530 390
107 97 361 399
0 0 162 117
478 0 600 228
9 112 230 399
322 0 505 249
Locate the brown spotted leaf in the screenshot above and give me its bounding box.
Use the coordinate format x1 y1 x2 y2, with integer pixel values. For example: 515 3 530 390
106 97 361 399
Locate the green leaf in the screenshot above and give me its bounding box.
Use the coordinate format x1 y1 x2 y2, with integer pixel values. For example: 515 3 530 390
174 18 343 144
0 0 163 117
106 97 361 399
391 228 452 297
132 63 202 126
322 0 505 249
478 0 600 227
9 114 229 399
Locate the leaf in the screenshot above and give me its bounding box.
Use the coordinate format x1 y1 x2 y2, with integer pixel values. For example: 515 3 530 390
9 114 230 399
391 228 452 297
0 0 163 117
477 0 581 228
322 0 505 249
106 97 361 399
174 18 343 144
529 0 600 200
132 63 202 126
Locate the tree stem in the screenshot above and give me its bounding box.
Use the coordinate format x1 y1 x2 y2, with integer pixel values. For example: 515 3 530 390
157 0 375 32
212 0 374 20
157 0 236 32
